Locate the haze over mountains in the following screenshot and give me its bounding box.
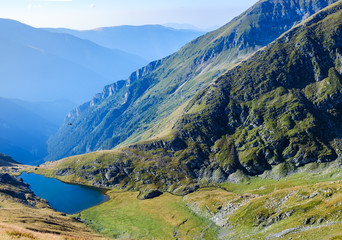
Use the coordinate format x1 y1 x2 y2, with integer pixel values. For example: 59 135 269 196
162 23 219 32
0 18 147 103
0 20 206 164
44 25 205 62
0 98 58 164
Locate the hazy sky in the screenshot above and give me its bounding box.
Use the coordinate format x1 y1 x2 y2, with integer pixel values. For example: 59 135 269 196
0 0 258 30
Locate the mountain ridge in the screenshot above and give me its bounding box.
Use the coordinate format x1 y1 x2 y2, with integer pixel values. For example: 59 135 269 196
44 25 205 61
47 0 339 162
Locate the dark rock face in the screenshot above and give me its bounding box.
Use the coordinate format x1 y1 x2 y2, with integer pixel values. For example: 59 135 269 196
65 161 134 188
138 190 163 200
0 173 42 206
129 137 187 152
46 0 338 162
0 173 21 185
54 168 75 176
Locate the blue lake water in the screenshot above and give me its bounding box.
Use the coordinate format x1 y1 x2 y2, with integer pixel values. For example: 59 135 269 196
19 172 108 214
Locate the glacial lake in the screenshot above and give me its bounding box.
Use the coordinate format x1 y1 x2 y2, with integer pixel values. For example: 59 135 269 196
19 172 108 214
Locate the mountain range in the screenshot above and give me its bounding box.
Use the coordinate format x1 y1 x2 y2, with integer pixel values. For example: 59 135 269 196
44 25 205 62
0 19 147 103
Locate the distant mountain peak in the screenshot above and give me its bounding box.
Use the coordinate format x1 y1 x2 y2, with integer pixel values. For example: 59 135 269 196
44 25 205 61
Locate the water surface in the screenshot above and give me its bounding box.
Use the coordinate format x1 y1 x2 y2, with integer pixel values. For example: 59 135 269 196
19 172 108 214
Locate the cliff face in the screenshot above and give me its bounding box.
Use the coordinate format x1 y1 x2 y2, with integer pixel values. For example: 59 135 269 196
43 1 342 195
46 0 338 161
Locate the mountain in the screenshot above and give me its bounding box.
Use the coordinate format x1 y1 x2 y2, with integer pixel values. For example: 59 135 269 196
0 19 147 103
0 97 59 164
0 153 19 166
37 2 342 238
162 23 219 32
44 0 342 189
41 0 342 194
44 25 205 62
47 0 339 162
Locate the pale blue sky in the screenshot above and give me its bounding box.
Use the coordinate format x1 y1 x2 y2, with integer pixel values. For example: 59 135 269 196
0 0 258 30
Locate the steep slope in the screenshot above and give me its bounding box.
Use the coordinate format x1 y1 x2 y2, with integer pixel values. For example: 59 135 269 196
42 0 342 194
0 153 19 166
47 0 339 161
0 19 146 103
0 98 57 164
45 25 205 61
171 0 342 176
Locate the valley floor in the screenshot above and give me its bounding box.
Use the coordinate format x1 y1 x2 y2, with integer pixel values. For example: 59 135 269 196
1 162 342 239
77 169 342 239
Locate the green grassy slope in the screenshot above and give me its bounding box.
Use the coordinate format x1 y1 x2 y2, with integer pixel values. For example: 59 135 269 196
79 191 218 239
185 167 342 240
46 0 338 161
40 1 342 196
171 0 342 177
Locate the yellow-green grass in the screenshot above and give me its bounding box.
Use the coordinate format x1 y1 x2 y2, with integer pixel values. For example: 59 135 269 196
0 173 108 240
184 187 242 217
277 223 342 240
223 181 342 239
79 191 218 239
218 162 342 195
183 171 342 239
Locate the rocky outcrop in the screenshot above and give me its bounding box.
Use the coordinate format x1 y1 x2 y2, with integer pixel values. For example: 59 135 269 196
54 167 75 176
137 190 163 200
0 173 43 207
129 137 187 152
